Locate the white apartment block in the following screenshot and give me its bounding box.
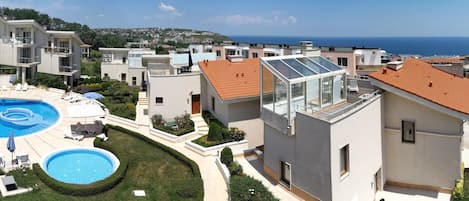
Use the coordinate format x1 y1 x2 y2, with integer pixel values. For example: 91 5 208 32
0 18 83 85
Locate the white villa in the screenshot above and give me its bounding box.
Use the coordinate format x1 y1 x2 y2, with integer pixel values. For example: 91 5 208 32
260 55 466 201
0 18 84 85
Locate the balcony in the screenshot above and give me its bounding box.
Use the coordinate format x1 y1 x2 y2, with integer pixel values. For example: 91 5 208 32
45 46 71 54
14 37 33 45
18 56 39 64
59 65 73 72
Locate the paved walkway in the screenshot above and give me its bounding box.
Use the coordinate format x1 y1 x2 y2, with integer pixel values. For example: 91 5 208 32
376 186 451 201
0 87 95 169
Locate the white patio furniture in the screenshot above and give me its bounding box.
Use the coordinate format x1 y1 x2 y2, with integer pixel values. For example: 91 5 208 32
14 84 21 91
16 153 30 168
64 128 84 141
1 85 8 91
21 83 28 91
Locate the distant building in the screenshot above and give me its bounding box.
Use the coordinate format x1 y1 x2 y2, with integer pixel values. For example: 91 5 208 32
420 56 465 77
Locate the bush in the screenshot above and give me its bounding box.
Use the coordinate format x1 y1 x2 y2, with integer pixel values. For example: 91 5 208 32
152 114 195 136
172 177 204 199
454 178 465 201
230 176 279 201
207 122 223 141
32 73 67 89
220 147 233 165
228 127 246 141
228 161 243 176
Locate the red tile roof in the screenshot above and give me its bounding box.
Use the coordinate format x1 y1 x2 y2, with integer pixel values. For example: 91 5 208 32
370 58 469 116
199 58 260 100
420 57 463 64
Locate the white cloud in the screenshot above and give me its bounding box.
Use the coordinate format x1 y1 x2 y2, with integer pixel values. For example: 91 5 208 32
98 14 105 17
207 14 298 26
159 2 181 16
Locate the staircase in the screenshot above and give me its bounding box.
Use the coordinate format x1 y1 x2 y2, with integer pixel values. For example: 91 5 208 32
191 113 209 136
138 92 148 106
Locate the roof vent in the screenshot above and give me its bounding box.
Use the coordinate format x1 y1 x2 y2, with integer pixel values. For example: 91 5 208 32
428 81 433 87
228 55 243 63
387 61 403 71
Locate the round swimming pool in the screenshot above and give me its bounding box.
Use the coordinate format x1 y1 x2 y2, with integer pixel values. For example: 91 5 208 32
42 147 120 184
0 99 59 137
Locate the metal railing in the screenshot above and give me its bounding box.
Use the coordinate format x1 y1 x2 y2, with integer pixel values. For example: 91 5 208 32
15 37 32 45
18 57 34 64
44 46 71 54
59 65 73 72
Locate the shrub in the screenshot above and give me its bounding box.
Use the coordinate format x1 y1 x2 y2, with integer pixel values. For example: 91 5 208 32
228 161 243 176
221 128 231 140
207 122 223 141
172 177 204 199
453 178 465 201
220 147 233 165
228 127 246 141
32 73 67 89
152 114 165 126
152 114 195 136
230 176 279 201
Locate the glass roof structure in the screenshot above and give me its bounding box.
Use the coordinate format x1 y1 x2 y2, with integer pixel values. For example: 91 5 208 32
262 55 345 83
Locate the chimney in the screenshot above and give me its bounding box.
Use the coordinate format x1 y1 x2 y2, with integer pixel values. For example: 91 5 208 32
300 41 320 57
386 61 403 71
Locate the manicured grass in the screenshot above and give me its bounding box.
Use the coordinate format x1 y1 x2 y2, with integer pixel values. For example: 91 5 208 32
3 127 203 201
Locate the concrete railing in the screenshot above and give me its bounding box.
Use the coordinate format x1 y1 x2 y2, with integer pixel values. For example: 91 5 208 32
185 140 248 156
149 126 199 143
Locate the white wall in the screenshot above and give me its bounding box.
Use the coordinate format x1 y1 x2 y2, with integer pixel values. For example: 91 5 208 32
330 96 383 201
101 63 129 83
355 49 382 66
383 92 463 189
148 73 200 120
228 100 263 148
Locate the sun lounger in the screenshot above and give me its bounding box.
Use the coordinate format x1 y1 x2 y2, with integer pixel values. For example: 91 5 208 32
64 128 84 141
0 154 5 168
1 86 7 91
2 176 18 191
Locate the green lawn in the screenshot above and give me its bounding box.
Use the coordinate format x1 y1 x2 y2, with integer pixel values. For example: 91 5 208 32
3 127 203 201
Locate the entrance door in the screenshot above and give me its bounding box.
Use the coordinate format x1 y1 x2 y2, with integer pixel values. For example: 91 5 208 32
191 94 200 114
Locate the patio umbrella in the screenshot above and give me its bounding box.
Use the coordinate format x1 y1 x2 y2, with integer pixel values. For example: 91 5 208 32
7 131 15 164
188 51 193 67
83 92 104 99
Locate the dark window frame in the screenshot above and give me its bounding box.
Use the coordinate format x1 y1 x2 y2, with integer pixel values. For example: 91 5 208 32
155 97 164 104
401 120 415 143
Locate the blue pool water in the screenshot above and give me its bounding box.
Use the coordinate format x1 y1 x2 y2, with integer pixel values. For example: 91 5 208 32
43 148 119 184
0 99 59 137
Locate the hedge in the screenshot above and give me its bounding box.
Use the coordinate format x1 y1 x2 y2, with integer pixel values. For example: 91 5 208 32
230 176 279 201
32 138 129 196
105 124 201 177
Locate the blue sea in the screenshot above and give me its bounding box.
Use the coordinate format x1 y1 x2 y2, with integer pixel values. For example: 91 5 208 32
229 36 469 57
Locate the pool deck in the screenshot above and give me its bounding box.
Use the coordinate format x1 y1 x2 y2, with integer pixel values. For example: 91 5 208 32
0 87 95 170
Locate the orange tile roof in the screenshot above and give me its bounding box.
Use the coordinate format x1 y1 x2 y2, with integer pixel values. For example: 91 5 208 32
370 58 469 116
420 57 463 64
199 58 260 100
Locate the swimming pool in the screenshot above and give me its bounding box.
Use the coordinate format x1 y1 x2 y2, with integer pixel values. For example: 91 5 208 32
0 99 59 137
42 147 120 185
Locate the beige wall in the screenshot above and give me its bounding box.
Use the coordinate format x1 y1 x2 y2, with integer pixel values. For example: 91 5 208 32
330 96 383 201
148 73 200 120
101 64 129 82
212 46 225 60
383 92 462 190
321 51 357 77
248 48 264 59
200 75 229 124
128 68 146 86
228 100 263 148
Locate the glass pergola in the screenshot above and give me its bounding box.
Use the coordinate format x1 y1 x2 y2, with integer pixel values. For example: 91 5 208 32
261 55 347 133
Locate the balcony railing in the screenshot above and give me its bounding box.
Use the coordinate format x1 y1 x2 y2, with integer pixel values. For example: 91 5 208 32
15 37 32 45
18 56 37 64
45 46 71 54
59 65 73 72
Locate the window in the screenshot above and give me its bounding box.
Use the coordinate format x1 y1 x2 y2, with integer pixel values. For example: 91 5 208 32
402 120 415 143
132 77 137 86
321 77 333 106
340 145 349 177
121 73 126 82
337 57 348 66
280 161 291 187
155 97 163 104
252 52 258 58
211 96 216 111
216 50 221 57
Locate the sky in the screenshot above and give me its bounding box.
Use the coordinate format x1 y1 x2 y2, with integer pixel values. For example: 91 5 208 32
1 0 469 37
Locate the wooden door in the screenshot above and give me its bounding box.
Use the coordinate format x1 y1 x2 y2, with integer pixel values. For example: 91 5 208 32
191 94 200 114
